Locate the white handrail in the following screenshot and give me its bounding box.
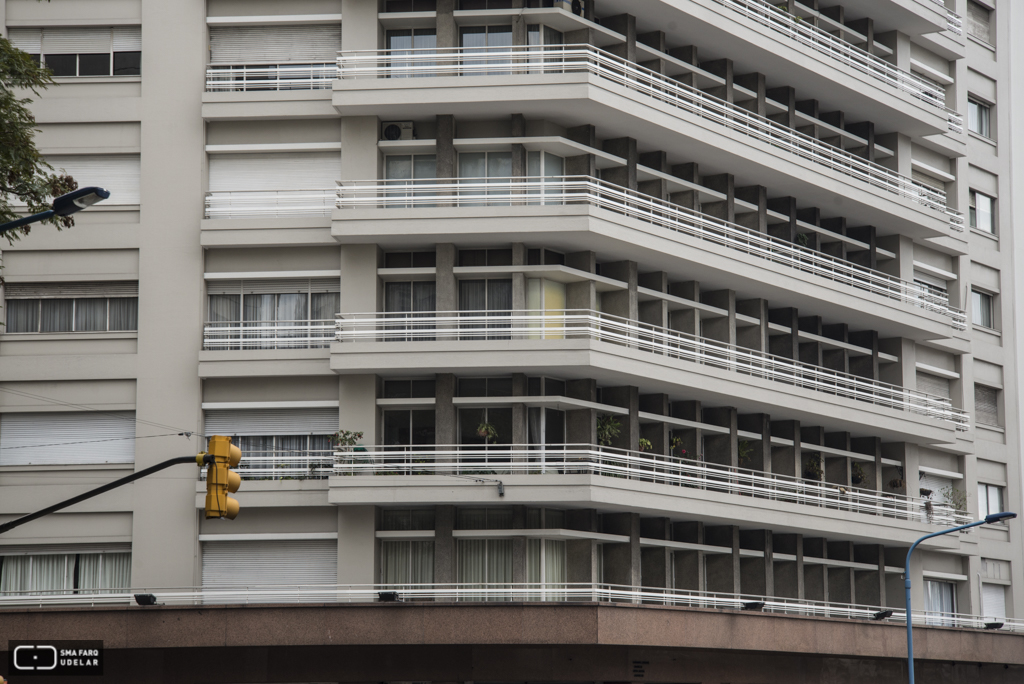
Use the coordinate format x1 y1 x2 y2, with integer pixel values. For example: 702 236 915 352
200 450 335 479
334 309 969 431
336 176 967 329
337 44 961 226
1 582 1019 632
710 0 963 122
333 443 972 526
205 62 336 91
205 189 336 219
203 320 336 350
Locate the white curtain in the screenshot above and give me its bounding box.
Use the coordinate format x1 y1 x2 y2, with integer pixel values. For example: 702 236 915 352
40 299 74 332
74 298 107 331
108 298 138 330
0 555 74 594
924 580 956 625
380 541 434 587
456 539 513 600
5 300 39 333
77 553 131 591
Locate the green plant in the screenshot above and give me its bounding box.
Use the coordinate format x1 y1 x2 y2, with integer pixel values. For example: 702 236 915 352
851 462 866 485
638 438 653 452
738 440 753 467
795 232 810 247
596 415 621 447
940 485 968 511
888 466 905 490
476 422 498 443
332 429 364 448
803 457 823 481
670 435 688 458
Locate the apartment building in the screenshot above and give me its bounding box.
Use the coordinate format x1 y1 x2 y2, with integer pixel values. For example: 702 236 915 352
1 0 1023 681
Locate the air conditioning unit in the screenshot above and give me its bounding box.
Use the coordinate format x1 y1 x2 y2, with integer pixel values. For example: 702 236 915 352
381 121 415 141
554 0 585 17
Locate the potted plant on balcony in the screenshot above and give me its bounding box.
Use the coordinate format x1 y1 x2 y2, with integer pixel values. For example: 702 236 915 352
940 485 967 512
638 438 653 453
888 466 905 491
803 456 823 481
851 462 866 486
596 414 621 447
670 435 688 459
332 429 365 475
738 440 753 468
476 422 498 443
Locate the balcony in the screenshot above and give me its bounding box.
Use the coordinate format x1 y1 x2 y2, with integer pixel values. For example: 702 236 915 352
334 443 969 527
335 310 969 431
710 0 962 127
200 449 334 480
205 63 336 92
336 176 966 330
205 189 335 219
336 45 962 231
203 320 335 350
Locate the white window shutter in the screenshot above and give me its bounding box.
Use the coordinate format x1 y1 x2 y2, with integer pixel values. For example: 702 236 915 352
208 152 340 192
916 372 951 399
8 28 43 54
209 25 341 64
42 27 112 54
918 472 952 497
201 540 338 591
975 385 999 426
981 584 1006 621
204 408 339 436
46 155 141 205
0 412 135 466
112 26 142 51
5 282 139 299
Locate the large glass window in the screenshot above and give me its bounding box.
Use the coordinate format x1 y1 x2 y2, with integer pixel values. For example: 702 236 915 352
527 538 567 589
8 27 142 77
971 289 995 329
978 483 1004 517
970 190 995 233
205 280 340 349
0 552 131 595
386 29 437 79
383 410 436 446
5 297 138 333
968 98 991 138
381 541 434 586
924 580 957 625
234 435 334 480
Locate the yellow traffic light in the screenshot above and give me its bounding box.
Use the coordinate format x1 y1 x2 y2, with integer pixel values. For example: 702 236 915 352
197 435 242 519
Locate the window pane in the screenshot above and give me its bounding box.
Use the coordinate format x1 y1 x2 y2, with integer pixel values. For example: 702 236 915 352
276 293 308 322
113 51 141 76
413 30 437 50
108 297 138 330
976 193 994 232
991 486 1003 513
412 281 437 311
459 152 486 178
209 294 240 322
384 410 412 445
459 280 487 311
385 155 412 180
40 299 74 332
243 294 275 322
460 26 487 49
311 292 340 320
386 29 413 51
78 53 111 76
74 298 107 331
413 154 436 179
411 409 436 444
44 54 77 76
5 300 39 333
487 151 512 179
385 282 412 312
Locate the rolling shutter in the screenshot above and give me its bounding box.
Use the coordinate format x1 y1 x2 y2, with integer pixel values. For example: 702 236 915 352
967 2 991 43
8 28 42 54
5 282 139 299
0 412 135 466
918 472 952 498
208 152 340 192
975 385 999 426
46 155 140 205
112 27 142 52
201 540 338 589
209 25 341 63
916 372 950 399
981 583 1006 621
42 27 112 54
0 543 131 556
204 408 339 436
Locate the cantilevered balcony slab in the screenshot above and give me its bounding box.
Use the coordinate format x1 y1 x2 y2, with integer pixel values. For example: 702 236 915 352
332 192 965 343
198 348 332 378
202 88 336 121
333 48 962 240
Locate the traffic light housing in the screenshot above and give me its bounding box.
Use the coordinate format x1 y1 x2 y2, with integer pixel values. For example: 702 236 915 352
197 435 242 519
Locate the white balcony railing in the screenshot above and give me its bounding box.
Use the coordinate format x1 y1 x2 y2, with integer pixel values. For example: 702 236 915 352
1 582 1019 632
205 62 336 91
711 0 963 126
199 450 334 479
333 443 972 527
335 310 970 431
336 176 967 329
203 320 335 350
337 45 961 225
205 189 335 218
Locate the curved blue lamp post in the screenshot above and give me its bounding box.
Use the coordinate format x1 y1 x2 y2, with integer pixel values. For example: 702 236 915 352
905 511 1016 684
0 186 110 236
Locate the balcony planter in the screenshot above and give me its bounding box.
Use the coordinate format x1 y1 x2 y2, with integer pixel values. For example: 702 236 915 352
851 462 866 485
597 415 622 447
476 422 498 443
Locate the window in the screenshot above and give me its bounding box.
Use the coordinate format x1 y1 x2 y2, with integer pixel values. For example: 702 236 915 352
0 551 131 595
966 1 992 44
7 27 141 77
527 24 565 46
461 25 514 75
4 282 138 333
527 538 567 594
970 190 995 233
206 278 340 349
460 0 515 8
971 289 995 329
201 540 337 596
208 152 341 193
209 25 341 65
456 538 513 595
383 379 436 398
384 251 436 268
458 248 513 267
45 155 141 205
384 0 437 11
924 580 957 625
968 99 991 138
0 411 136 466
386 28 437 52
528 407 566 445
974 385 1000 426
916 372 951 400
384 155 437 207
978 483 1005 516
381 509 435 530
981 583 1006 622
380 541 434 586
382 410 436 446
384 281 437 313
457 508 513 529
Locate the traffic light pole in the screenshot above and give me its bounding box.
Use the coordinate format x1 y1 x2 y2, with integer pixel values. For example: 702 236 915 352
0 455 202 536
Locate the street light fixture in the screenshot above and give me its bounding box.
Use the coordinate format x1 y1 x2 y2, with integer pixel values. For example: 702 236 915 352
904 511 1016 684
0 186 110 236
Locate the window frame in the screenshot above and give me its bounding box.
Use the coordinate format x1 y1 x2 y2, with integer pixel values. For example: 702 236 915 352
970 288 996 330
3 296 139 334
969 189 996 234
967 98 992 139
978 482 1005 517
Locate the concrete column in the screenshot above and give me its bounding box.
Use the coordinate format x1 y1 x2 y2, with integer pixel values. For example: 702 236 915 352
637 30 666 74
827 541 855 604
639 393 671 456
602 137 638 191
566 379 597 445
854 544 886 607
436 0 457 48
876 131 912 177
851 436 882 491
640 518 672 589
603 512 641 588
767 196 798 243
846 17 874 53
820 217 848 262
434 504 455 584
846 224 878 270
340 244 380 313
846 120 876 162
799 314 823 367
735 185 768 232
512 373 528 449
738 413 771 473
702 173 734 223
735 72 766 116
703 406 737 467
339 375 378 446
638 151 669 200
848 328 880 380
879 336 915 388
670 162 700 210
821 322 850 374
803 537 828 602
670 400 702 462
705 525 740 594
436 115 456 179
338 506 377 584
435 373 456 446
602 14 637 63
766 85 797 128
773 533 804 599
511 243 526 313
701 289 735 345
638 272 669 329
768 307 799 360
565 124 597 177
796 98 822 140
512 505 527 584
701 58 734 103
436 243 457 313
819 109 846 149
740 529 773 597
511 10 527 47
603 386 639 452
736 298 768 352
341 0 380 51
602 260 639 321
510 114 526 178
340 116 382 182
668 281 700 337
770 420 802 479
673 521 704 591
